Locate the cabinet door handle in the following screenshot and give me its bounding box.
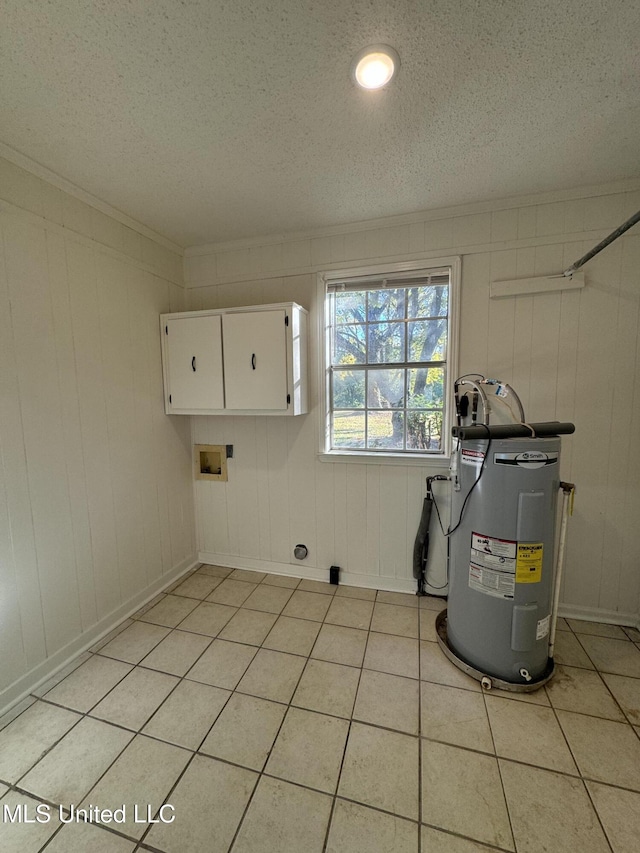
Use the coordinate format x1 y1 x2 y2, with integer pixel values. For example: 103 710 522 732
251 353 256 370
192 356 197 372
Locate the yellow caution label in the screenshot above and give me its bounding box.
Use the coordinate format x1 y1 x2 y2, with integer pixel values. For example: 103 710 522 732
516 543 543 583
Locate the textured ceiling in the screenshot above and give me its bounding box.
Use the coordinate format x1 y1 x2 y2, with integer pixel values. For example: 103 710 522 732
0 0 639 247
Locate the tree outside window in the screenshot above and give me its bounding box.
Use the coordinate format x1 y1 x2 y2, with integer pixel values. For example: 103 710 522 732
328 273 450 454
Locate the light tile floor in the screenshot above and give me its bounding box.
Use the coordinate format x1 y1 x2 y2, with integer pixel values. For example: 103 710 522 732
2 565 640 853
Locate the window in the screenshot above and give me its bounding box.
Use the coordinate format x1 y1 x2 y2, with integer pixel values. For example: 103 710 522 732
321 260 459 460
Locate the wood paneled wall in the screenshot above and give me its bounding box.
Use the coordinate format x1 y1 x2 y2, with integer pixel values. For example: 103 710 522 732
185 182 640 625
0 158 196 710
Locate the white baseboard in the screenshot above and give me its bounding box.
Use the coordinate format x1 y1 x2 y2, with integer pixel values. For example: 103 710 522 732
558 603 640 630
200 551 433 595
0 554 199 717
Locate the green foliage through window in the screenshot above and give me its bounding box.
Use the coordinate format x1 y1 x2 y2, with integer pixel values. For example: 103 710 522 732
328 277 449 454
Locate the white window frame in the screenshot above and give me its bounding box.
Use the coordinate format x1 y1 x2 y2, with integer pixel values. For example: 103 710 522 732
317 256 460 465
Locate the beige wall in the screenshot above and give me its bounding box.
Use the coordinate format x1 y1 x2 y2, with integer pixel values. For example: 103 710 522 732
0 157 196 711
184 180 640 625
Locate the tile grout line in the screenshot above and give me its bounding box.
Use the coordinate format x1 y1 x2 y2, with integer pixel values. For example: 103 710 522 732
482 682 518 852
320 592 374 851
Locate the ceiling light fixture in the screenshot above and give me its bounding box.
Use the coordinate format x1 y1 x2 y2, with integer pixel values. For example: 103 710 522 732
352 44 400 90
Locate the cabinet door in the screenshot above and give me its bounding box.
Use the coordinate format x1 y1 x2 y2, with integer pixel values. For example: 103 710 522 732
165 315 224 410
222 310 288 410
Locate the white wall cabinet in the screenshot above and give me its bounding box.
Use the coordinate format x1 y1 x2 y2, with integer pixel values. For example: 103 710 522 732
160 302 308 415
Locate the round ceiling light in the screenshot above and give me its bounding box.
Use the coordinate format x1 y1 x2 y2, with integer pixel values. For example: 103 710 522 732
352 45 400 90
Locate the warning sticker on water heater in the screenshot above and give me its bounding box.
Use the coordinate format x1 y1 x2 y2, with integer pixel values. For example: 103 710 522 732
469 532 517 598
461 448 485 467
516 543 543 583
468 564 515 599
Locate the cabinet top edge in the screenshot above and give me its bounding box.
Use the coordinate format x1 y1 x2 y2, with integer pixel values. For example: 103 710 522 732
160 302 308 321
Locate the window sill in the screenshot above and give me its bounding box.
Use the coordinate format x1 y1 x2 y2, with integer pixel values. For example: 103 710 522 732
318 451 451 467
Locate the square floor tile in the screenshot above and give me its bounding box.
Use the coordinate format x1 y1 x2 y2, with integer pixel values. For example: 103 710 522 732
334 584 377 601
422 741 513 851
228 568 267 583
197 564 232 578
176 601 237 636
567 619 628 639
139 629 211 676
242 584 294 614
80 734 190 839
19 717 133 803
207 578 257 606
557 710 640 790
186 639 257 689
143 680 230 749
587 781 640 853
261 573 300 589
485 695 577 774
297 579 336 595
41 820 136 852
0 700 80 783
231 775 332 853
217 608 278 645
370 602 419 638
364 632 419 679
338 722 419 819
622 625 640 641
500 759 610 853
200 692 286 771
171 572 222 600
375 590 419 608
421 826 499 852
236 649 306 703
92 619 134 660
325 596 374 630
420 682 493 753
145 754 257 853
282 590 332 621
0 791 61 852
292 659 360 719
90 667 179 730
97 621 170 664
601 672 640 724
262 615 321 656
419 595 447 611
553 631 595 669
546 665 626 721
43 655 133 712
310 624 368 667
132 593 165 618
420 640 480 691
353 669 419 734
326 799 418 853
138 594 200 628
577 635 640 677
266 706 349 793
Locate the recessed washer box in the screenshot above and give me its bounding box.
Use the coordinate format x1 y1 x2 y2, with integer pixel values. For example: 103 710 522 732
195 444 228 481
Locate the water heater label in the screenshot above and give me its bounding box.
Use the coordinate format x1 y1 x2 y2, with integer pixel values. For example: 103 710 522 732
461 448 485 466
516 543 543 583
494 451 558 469
536 614 551 640
471 532 516 559
468 564 515 599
